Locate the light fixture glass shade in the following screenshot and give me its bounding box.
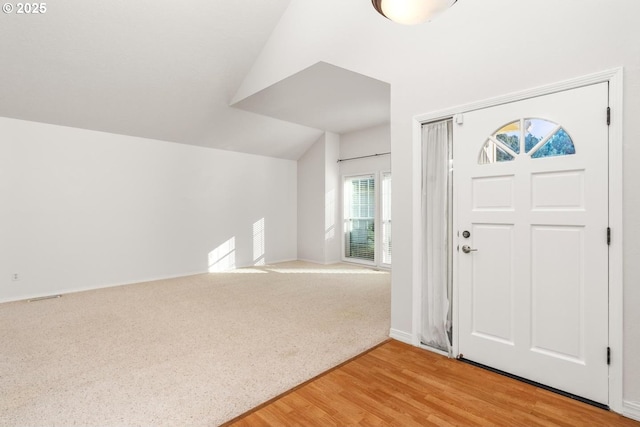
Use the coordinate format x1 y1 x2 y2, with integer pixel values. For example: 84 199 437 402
372 0 457 25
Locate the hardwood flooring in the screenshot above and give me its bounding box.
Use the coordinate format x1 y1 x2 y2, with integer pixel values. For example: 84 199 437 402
225 340 639 427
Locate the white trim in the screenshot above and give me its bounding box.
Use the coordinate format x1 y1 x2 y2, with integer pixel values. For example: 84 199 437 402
607 68 624 415
1 257 314 304
374 171 382 268
380 169 393 268
0 270 208 304
419 343 450 358
451 137 461 358
412 67 624 413
623 401 640 422
341 172 389 269
295 258 340 265
414 68 624 124
389 328 412 344
342 258 377 267
341 173 377 267
411 116 423 347
340 260 390 270
265 258 299 265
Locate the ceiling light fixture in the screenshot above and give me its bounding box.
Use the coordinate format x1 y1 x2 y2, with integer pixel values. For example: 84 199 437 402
372 0 457 25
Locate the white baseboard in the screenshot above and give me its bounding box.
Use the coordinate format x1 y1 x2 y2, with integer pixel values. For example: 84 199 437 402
623 400 640 421
389 328 412 344
419 343 450 357
295 258 350 266
296 258 329 265
0 259 356 304
0 270 209 304
265 258 299 265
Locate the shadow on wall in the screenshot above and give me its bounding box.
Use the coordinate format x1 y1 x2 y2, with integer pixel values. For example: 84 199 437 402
208 218 265 272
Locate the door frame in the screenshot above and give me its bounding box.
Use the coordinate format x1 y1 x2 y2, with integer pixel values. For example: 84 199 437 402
410 68 624 413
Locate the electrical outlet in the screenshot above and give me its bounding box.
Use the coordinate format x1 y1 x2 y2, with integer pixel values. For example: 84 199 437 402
12 273 19 281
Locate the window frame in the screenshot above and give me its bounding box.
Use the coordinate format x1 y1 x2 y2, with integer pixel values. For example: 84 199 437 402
380 170 392 268
341 171 392 268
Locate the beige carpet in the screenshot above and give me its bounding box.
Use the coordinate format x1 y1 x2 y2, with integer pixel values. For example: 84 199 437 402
0 261 390 426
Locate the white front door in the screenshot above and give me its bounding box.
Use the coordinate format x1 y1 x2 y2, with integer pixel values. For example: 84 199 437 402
455 83 609 404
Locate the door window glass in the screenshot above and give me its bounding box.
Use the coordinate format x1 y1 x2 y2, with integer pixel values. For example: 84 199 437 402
479 118 575 164
494 121 520 154
531 128 576 158
479 139 515 164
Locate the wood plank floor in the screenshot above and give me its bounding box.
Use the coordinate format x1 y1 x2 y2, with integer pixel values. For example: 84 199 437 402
224 340 639 427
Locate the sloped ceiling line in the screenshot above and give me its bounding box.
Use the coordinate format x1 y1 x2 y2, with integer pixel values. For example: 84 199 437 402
231 61 390 136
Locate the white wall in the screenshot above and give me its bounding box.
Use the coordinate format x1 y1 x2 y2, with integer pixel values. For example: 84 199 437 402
297 134 326 262
297 132 340 263
236 0 640 410
340 124 391 267
324 132 341 264
340 124 391 177
0 117 297 302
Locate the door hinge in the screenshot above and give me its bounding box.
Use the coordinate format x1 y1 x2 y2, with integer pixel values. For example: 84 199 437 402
607 107 611 126
607 347 611 365
607 227 611 245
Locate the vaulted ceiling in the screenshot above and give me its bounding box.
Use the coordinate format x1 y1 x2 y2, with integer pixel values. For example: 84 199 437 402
0 0 390 160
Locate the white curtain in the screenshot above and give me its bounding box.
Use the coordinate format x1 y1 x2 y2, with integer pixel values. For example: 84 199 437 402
421 120 453 353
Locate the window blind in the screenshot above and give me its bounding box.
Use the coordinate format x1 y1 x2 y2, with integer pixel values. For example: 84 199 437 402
344 175 375 261
382 172 392 264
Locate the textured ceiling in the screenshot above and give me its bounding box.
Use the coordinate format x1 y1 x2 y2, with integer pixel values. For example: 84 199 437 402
0 0 337 159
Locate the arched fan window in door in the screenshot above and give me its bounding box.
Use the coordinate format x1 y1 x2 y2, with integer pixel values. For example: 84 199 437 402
479 118 576 164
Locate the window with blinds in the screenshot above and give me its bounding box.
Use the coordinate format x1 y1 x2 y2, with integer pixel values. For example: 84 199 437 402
344 175 375 262
381 172 392 265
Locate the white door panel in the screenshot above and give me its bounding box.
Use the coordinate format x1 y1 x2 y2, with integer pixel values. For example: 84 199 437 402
471 223 515 345
455 83 609 404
